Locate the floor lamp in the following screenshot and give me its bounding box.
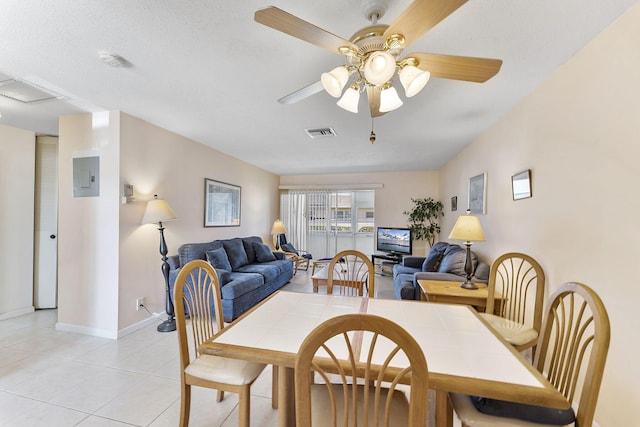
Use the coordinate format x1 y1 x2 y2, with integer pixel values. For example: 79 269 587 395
142 195 177 332
448 210 486 289
271 219 286 251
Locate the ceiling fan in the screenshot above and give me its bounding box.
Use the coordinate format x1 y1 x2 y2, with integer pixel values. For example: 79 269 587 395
254 0 502 117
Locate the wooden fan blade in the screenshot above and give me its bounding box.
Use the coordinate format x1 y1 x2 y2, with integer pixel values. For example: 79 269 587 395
384 0 468 48
255 6 357 54
367 86 386 118
278 81 324 104
409 53 502 83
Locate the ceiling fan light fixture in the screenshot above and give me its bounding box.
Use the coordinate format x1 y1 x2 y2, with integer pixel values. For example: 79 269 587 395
399 65 430 97
379 85 403 112
362 51 396 86
337 84 360 113
321 66 350 98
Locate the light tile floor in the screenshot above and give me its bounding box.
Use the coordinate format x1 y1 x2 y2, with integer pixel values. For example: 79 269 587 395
1 270 418 426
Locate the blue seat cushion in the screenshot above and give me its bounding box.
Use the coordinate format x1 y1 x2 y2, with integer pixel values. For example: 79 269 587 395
470 396 576 425
281 243 298 255
220 273 264 299
235 263 281 283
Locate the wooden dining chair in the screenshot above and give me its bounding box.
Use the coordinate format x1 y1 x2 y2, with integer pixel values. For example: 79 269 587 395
479 252 545 353
174 260 267 427
450 282 610 427
326 250 375 297
295 313 429 426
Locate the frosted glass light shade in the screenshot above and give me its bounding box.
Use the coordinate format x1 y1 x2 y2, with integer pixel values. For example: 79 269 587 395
448 213 486 242
337 85 360 113
379 86 403 112
321 66 349 98
399 66 430 97
142 197 177 224
363 51 396 85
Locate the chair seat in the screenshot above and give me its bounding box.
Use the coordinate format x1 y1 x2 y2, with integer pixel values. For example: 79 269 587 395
479 313 539 346
310 384 410 425
449 393 574 427
185 354 265 385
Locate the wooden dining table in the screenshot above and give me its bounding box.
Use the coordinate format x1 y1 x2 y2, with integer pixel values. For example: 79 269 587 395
199 291 568 427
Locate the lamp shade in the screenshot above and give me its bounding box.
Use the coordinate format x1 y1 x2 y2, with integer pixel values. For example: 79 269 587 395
142 196 177 224
321 66 349 98
448 213 486 242
399 65 430 97
363 51 396 86
271 219 286 235
379 86 403 112
337 84 360 113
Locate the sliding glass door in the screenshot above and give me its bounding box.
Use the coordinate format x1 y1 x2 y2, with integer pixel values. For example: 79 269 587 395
281 190 374 259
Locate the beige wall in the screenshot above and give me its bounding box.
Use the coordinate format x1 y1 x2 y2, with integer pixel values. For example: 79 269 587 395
0 124 36 319
280 171 440 257
56 112 280 337
439 3 640 425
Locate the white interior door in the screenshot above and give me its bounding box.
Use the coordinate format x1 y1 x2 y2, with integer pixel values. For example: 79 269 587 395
34 136 58 309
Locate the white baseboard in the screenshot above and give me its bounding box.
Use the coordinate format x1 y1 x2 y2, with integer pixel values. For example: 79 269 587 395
56 312 164 340
0 306 35 320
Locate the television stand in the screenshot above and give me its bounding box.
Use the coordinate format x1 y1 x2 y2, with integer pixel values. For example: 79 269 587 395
371 253 404 276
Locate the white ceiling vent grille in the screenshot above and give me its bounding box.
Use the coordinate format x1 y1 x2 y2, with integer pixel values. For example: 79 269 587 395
0 78 67 104
305 127 337 139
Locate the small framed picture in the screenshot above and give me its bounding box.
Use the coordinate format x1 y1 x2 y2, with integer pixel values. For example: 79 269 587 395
468 172 487 215
451 196 458 212
512 169 532 200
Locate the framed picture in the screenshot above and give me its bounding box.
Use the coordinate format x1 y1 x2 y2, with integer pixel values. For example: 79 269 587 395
451 196 458 212
512 169 532 200
204 178 241 227
468 172 487 215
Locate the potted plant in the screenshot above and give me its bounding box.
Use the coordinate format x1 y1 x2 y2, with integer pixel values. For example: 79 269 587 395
403 197 444 248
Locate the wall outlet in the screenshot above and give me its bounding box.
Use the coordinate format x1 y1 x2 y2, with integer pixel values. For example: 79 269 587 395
136 297 144 311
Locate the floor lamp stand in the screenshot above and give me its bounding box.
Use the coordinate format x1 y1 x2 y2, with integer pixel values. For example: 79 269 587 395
157 221 176 332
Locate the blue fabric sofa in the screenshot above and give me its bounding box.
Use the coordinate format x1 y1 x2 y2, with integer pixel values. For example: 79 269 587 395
168 236 293 322
393 241 490 300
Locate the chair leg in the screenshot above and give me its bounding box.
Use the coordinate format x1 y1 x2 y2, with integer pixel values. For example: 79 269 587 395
179 383 191 427
272 365 279 409
238 385 251 427
217 390 224 402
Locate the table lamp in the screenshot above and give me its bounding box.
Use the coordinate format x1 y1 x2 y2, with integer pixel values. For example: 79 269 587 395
271 219 286 250
142 195 177 332
448 210 486 289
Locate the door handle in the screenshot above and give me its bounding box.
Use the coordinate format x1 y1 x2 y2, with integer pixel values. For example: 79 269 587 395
50 234 56 239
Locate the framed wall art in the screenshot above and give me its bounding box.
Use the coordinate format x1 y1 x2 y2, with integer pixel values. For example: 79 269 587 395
512 169 532 200
204 178 241 227
468 172 487 215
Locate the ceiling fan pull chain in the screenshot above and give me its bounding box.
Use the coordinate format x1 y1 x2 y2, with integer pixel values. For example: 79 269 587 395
370 117 376 144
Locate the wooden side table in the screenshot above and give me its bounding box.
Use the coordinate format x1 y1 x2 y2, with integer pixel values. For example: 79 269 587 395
417 279 502 313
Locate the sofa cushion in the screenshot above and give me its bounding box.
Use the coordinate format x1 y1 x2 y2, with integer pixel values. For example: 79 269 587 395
235 263 281 283
215 268 232 286
422 242 449 272
220 273 265 299
179 241 223 266
438 245 477 276
253 242 276 262
242 236 263 264
223 238 249 270
206 248 232 272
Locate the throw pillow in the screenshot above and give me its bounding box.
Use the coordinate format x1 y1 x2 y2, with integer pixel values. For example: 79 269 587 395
470 396 576 425
438 245 477 276
206 248 232 272
281 243 299 255
422 241 449 272
253 242 276 262
222 238 249 270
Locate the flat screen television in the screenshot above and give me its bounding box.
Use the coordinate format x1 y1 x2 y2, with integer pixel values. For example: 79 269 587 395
376 227 412 256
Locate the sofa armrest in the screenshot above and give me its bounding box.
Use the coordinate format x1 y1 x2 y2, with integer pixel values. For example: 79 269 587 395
273 251 286 260
167 255 180 270
402 256 426 269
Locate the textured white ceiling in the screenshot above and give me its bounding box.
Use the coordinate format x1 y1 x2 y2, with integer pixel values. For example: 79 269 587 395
0 0 635 175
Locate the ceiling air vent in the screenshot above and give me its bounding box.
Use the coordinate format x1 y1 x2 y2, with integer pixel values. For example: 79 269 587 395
0 78 67 104
305 127 337 139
